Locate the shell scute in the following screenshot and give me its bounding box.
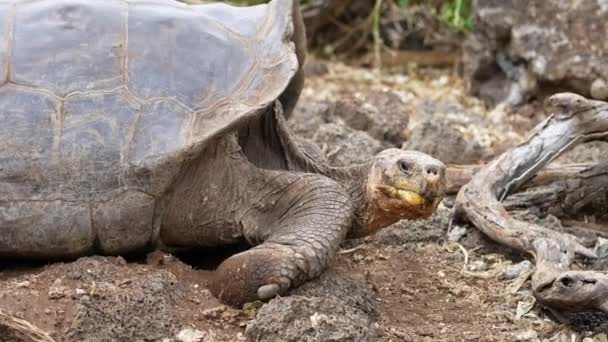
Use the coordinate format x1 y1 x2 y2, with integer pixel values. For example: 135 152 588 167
12 0 127 95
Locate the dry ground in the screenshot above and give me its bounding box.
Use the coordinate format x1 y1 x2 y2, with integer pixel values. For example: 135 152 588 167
1 61 606 341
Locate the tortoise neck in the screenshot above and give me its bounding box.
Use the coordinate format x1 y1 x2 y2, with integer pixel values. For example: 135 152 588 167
337 165 370 238
270 99 374 236
291 160 373 238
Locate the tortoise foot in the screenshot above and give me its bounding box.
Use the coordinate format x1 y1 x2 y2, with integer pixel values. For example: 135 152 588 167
209 243 303 307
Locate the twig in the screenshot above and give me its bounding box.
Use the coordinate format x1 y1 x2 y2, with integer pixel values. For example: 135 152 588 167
339 245 366 254
0 310 55 342
452 242 469 270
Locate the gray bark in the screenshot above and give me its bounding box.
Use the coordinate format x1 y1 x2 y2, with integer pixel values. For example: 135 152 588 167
448 163 608 218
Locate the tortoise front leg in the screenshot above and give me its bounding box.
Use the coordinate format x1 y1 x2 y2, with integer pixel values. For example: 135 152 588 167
209 172 353 307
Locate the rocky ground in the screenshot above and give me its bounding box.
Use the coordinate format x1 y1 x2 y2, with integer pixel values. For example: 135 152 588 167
2 61 607 341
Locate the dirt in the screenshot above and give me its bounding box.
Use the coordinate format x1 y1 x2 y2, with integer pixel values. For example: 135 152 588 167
1 61 606 341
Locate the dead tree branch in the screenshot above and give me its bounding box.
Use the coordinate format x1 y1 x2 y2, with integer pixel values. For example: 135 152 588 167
447 163 608 218
503 163 608 217
453 93 608 332
0 309 55 342
447 163 598 194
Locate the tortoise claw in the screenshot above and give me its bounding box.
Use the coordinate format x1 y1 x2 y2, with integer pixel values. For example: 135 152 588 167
257 284 281 300
209 245 298 307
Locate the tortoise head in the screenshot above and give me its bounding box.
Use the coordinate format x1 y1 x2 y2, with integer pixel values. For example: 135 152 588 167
362 148 446 235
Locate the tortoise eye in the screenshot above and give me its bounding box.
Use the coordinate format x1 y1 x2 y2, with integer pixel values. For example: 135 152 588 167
397 160 411 174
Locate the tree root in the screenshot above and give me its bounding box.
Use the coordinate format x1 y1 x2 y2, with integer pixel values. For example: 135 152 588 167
447 163 600 194
453 93 608 332
503 163 608 217
0 310 55 342
448 162 608 217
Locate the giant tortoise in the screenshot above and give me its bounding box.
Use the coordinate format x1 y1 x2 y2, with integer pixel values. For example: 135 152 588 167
0 0 446 306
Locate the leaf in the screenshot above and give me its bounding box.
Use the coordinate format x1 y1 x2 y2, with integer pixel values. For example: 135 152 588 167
515 297 536 320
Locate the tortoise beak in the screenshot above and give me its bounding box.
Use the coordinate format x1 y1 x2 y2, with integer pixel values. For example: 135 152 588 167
396 189 426 207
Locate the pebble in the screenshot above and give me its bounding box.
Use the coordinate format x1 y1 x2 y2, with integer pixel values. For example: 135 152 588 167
447 224 467 242
514 329 538 341
503 260 533 280
591 78 608 100
467 260 489 272
176 328 208 342
48 278 69 300
593 238 608 270
14 280 31 289
201 305 227 319
310 312 330 328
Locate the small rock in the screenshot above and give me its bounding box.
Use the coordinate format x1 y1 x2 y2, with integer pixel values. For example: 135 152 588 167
447 225 467 242
591 79 608 100
202 305 227 319
593 237 608 270
14 280 31 289
176 328 209 342
220 310 238 322
467 260 489 272
503 260 534 280
309 312 330 328
583 335 608 342
375 253 389 260
514 329 538 341
246 295 379 342
146 250 175 266
115 256 127 266
432 75 449 87
71 288 88 299
48 278 69 300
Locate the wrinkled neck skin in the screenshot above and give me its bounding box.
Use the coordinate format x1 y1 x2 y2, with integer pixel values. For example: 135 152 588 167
309 163 372 238
265 102 376 237
343 167 371 238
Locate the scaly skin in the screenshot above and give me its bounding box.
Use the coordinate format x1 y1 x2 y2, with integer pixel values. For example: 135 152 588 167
211 173 352 305
162 128 446 306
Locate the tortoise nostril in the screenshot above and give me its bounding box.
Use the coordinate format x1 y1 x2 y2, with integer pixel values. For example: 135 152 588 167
426 166 439 177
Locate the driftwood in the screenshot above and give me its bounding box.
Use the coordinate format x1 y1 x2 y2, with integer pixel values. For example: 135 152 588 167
354 49 462 68
448 163 608 217
453 93 608 332
0 310 55 342
503 163 608 217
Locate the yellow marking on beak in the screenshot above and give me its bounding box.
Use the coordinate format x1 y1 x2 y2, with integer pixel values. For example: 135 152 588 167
397 190 425 206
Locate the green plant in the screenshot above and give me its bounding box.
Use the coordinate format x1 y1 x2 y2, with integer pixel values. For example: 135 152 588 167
438 0 473 32
226 0 267 5
397 0 472 33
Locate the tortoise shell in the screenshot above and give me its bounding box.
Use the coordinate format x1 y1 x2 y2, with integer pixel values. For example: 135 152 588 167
0 0 300 256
